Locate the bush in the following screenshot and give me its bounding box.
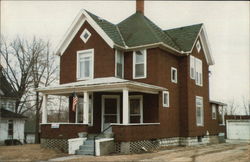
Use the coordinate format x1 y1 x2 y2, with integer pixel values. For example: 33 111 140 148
4 139 22 145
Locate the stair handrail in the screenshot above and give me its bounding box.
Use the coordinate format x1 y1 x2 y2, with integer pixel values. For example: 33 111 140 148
93 125 112 156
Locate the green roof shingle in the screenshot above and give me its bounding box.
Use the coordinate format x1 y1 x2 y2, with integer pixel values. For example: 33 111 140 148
85 10 203 52
164 24 203 51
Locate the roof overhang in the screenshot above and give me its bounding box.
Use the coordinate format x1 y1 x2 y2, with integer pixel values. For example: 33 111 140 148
210 100 227 106
36 77 166 95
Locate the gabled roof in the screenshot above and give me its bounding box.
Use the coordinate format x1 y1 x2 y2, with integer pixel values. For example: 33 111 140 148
56 9 214 65
0 68 17 99
0 108 26 119
164 24 203 52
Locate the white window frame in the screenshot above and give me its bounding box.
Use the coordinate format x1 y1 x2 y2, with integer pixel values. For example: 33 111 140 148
80 28 91 43
115 50 124 78
163 91 169 108
212 104 217 120
76 49 94 80
129 95 143 123
196 96 204 126
133 50 147 79
171 67 178 83
196 40 201 53
195 58 203 86
190 55 195 79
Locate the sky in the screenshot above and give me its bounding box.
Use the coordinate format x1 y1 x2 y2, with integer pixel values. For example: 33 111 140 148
1 1 249 114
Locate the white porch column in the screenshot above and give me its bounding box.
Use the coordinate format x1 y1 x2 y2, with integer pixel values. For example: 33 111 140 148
123 89 129 124
83 91 89 124
42 94 48 124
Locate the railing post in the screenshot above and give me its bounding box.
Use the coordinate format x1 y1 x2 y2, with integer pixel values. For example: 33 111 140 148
123 88 129 124
42 94 48 123
83 91 89 124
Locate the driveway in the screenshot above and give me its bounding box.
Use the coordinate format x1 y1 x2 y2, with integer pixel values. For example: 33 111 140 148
50 142 250 162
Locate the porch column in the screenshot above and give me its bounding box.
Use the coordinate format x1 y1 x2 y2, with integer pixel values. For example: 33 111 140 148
123 89 129 124
83 91 89 124
42 94 48 123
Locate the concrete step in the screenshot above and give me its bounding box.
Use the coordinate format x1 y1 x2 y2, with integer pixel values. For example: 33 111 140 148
76 149 94 155
84 140 95 145
79 145 94 150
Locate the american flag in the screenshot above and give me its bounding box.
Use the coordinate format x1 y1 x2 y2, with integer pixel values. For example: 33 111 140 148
72 92 78 112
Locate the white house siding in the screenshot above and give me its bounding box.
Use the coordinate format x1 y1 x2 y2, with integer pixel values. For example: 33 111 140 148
0 119 25 144
0 119 8 144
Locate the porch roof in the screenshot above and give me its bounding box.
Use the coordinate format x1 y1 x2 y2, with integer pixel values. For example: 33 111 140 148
36 77 166 95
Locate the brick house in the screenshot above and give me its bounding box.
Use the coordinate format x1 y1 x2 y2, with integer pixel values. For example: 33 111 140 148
37 0 226 155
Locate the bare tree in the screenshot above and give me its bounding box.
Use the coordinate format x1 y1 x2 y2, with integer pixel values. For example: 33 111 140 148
0 36 35 113
242 96 250 115
226 99 238 115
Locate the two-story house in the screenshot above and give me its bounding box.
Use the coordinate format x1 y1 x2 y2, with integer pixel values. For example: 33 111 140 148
0 66 26 145
37 0 225 155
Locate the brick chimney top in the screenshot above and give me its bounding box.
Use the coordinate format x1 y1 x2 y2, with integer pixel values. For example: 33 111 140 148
136 0 144 15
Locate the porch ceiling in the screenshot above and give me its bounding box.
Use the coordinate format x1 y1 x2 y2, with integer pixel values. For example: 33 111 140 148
36 77 166 95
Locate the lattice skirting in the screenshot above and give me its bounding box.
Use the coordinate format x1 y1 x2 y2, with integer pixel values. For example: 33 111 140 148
116 136 214 154
41 138 68 152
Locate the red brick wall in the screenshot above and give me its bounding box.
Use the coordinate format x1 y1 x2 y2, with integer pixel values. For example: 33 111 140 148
41 124 88 139
60 21 115 84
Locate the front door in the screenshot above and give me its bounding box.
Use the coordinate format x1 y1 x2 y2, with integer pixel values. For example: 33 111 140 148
102 95 120 132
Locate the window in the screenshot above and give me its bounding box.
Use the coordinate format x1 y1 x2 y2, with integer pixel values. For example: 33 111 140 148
212 104 217 120
196 40 201 53
171 67 178 83
77 49 94 80
163 91 169 108
195 58 203 86
80 29 91 43
218 106 225 125
190 55 195 79
115 50 124 78
129 96 143 123
77 94 93 125
196 96 204 126
8 120 13 139
133 50 147 79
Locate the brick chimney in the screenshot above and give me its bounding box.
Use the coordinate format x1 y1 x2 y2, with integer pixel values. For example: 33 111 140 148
136 0 144 14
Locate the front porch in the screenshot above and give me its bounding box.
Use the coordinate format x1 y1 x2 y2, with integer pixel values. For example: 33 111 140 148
37 77 165 154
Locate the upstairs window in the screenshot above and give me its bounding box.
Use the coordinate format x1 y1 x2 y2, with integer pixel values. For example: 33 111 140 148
195 58 203 86
77 49 94 80
190 55 195 79
133 50 147 79
80 29 91 43
196 40 201 53
171 67 178 83
115 50 124 78
196 96 204 126
212 104 217 120
163 91 169 108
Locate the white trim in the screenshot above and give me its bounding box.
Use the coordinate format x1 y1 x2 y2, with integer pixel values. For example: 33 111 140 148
76 48 94 80
188 26 214 65
133 49 147 79
196 40 201 53
171 67 178 83
101 95 120 131
163 91 169 108
129 95 143 123
80 28 91 43
190 55 195 79
56 9 114 56
42 94 48 124
115 50 124 78
40 123 88 125
196 96 204 127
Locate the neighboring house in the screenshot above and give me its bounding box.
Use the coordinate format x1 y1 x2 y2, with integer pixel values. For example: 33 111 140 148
24 119 36 144
0 67 26 145
37 0 225 155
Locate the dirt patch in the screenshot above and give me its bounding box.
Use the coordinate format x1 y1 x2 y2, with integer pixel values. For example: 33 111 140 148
0 144 67 161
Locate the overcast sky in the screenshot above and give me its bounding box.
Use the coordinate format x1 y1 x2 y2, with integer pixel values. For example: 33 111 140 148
1 1 249 114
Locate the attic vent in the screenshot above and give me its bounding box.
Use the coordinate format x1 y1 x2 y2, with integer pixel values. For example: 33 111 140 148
196 40 201 53
80 29 91 43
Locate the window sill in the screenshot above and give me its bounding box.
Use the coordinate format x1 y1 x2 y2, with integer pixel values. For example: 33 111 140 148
77 77 93 81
